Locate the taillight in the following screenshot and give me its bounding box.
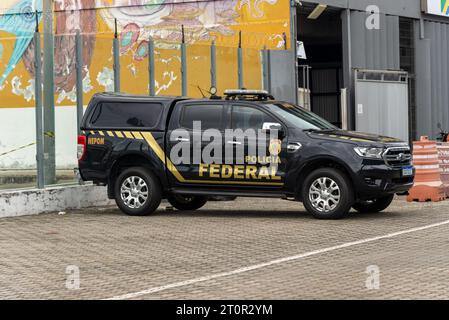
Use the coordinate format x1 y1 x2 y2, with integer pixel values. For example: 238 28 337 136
77 135 86 161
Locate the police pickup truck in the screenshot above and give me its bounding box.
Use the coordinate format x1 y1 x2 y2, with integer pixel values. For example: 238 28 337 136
78 90 414 219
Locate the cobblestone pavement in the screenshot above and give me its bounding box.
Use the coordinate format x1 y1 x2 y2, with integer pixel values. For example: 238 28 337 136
1 197 449 300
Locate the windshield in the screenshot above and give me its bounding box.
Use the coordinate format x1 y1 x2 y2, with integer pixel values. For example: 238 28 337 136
264 103 338 131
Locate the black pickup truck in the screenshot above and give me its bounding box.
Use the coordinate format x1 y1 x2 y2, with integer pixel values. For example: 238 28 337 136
78 90 414 219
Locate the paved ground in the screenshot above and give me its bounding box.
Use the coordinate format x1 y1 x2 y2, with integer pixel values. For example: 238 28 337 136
1 197 449 300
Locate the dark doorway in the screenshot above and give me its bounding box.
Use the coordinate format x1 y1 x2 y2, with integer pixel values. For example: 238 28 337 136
297 3 344 127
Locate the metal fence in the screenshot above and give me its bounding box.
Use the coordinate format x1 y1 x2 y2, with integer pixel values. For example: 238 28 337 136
0 18 285 191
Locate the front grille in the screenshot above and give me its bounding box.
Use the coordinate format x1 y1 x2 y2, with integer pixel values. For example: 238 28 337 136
383 147 412 167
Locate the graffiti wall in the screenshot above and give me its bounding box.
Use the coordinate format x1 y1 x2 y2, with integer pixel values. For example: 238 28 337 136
0 0 290 108
0 0 290 169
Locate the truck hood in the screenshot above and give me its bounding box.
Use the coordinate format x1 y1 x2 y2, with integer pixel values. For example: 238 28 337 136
308 130 405 145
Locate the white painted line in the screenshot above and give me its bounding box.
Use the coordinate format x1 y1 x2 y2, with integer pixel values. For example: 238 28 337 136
106 219 449 300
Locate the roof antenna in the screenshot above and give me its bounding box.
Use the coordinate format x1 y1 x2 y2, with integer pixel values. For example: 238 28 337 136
35 10 39 32
238 30 242 48
181 25 185 44
114 18 118 39
196 85 206 98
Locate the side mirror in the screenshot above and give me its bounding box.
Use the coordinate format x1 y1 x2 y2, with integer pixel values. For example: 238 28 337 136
262 122 285 138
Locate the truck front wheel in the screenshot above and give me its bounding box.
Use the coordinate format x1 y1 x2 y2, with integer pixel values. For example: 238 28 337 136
302 168 354 220
167 194 208 211
114 167 162 216
352 195 395 213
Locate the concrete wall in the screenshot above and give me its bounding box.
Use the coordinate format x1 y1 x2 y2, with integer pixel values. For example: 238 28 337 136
0 106 84 169
0 184 114 218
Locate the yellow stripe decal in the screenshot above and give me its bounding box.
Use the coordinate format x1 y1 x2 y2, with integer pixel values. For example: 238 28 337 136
123 131 134 139
90 131 95 135
185 180 284 186
107 131 115 137
141 132 186 183
141 132 284 187
115 131 124 138
132 132 144 140
98 131 105 136
349 138 372 143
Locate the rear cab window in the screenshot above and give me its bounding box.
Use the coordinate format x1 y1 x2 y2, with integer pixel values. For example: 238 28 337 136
180 104 225 130
89 102 163 129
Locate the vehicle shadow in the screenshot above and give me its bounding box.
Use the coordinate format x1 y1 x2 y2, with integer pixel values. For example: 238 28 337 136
152 208 404 221
87 206 405 221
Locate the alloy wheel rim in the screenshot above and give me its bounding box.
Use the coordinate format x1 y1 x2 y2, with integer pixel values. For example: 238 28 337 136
309 177 341 213
120 176 149 209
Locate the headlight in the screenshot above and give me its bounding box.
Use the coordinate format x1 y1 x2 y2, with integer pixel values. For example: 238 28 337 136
354 147 384 159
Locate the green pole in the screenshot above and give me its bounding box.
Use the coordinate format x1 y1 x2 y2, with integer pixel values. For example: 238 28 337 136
75 30 83 134
34 13 44 189
149 38 155 96
262 46 269 91
113 19 120 92
181 25 187 96
210 40 217 89
43 0 56 185
238 31 244 89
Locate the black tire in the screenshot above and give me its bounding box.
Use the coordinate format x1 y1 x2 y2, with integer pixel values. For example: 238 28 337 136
302 168 354 220
167 194 208 211
352 195 395 213
114 167 162 216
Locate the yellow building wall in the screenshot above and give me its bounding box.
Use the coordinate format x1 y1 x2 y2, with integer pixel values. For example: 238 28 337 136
0 0 291 108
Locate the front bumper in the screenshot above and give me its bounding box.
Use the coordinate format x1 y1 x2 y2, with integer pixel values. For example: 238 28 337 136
354 164 415 199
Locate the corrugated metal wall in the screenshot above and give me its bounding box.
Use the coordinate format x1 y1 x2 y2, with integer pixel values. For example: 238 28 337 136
415 20 449 138
266 50 298 104
342 10 401 129
349 11 400 70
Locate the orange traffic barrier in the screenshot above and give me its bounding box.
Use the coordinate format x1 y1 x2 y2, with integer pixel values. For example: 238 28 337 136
437 142 449 197
407 136 446 202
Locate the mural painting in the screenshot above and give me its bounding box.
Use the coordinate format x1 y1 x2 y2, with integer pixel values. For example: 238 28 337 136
0 0 290 107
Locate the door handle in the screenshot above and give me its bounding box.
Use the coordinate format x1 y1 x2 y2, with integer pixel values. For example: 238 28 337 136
227 141 242 145
287 142 302 153
176 137 190 142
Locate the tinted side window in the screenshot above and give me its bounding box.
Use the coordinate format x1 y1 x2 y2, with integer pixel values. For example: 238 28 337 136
90 102 162 128
231 105 275 130
181 104 223 130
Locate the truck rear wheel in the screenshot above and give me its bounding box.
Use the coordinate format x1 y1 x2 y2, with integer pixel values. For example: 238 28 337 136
115 167 162 216
302 168 354 220
167 194 208 211
352 195 394 213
